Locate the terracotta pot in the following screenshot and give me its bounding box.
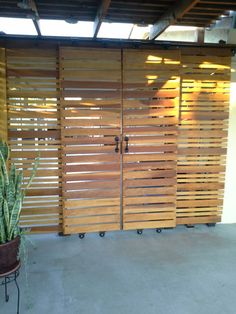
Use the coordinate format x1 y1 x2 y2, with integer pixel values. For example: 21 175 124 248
0 236 20 275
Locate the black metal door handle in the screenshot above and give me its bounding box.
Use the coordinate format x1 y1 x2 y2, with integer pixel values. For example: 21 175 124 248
115 136 119 153
124 136 129 153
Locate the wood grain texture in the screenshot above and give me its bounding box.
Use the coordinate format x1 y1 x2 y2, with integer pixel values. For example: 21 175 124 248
60 47 122 235
122 49 180 230
6 48 62 233
177 47 231 225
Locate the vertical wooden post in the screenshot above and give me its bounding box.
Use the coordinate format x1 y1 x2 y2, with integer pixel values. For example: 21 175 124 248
57 45 63 235
0 48 7 143
59 46 66 235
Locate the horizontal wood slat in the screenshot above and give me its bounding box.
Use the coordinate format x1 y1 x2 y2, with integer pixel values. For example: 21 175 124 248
60 47 121 235
6 48 62 233
177 48 231 225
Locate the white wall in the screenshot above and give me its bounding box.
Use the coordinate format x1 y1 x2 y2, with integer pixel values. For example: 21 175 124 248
222 55 236 223
227 29 236 44
157 30 196 42
205 29 229 43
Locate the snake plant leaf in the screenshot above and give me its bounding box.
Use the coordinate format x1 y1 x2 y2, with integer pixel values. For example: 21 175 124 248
15 170 23 200
0 197 6 243
0 219 6 243
0 140 39 244
10 163 16 186
3 198 10 235
6 165 16 212
0 196 3 217
0 171 4 196
8 195 22 241
0 149 9 185
0 140 9 162
13 225 20 239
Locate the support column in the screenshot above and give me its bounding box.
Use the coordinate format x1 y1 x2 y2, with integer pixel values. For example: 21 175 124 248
0 48 7 142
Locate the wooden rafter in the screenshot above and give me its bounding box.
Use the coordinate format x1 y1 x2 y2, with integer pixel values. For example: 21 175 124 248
149 0 200 40
29 0 41 36
93 0 111 38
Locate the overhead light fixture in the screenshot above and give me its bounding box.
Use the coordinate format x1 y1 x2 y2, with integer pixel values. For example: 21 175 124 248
65 17 78 24
17 0 31 10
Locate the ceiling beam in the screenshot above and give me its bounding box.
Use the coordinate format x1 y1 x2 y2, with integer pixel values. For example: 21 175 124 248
29 0 41 36
149 0 200 40
93 0 111 38
32 18 41 36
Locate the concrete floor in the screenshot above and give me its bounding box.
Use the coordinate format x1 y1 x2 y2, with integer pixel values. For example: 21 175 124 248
1 224 236 314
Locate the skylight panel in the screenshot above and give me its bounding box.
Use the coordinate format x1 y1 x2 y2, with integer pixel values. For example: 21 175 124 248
97 22 133 39
130 25 151 40
39 20 94 37
0 17 37 35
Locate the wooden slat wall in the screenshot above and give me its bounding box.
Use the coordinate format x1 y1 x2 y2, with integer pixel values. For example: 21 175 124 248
0 48 7 142
6 48 62 233
177 48 231 225
60 47 122 234
122 49 180 230
1 45 232 234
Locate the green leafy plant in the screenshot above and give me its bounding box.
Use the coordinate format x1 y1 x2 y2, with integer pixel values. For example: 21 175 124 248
0 140 39 244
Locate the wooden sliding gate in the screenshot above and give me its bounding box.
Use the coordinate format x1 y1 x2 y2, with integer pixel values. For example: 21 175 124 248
60 48 122 234
60 48 180 234
122 50 180 230
177 48 230 225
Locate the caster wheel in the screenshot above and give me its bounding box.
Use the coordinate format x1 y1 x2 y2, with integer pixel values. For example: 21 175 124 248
156 229 162 233
206 223 216 227
137 229 143 235
99 232 105 237
58 232 71 237
185 224 194 228
79 233 85 239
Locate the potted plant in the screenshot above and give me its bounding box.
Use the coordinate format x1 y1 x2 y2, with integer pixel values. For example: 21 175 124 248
0 140 39 274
